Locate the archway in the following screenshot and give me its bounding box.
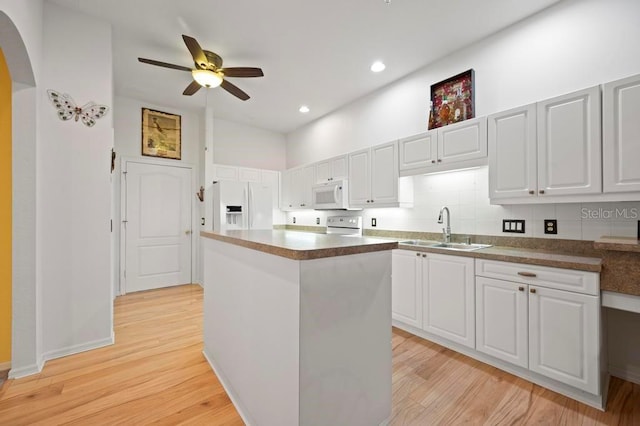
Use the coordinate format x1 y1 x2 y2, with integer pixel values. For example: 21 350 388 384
0 10 39 378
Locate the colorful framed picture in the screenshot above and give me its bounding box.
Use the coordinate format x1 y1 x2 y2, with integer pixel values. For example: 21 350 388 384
429 69 475 129
141 108 182 160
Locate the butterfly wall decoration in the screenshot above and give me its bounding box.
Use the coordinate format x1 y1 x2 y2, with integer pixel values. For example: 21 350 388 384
47 90 109 127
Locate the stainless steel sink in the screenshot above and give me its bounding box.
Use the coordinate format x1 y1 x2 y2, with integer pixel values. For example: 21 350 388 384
399 240 491 251
428 242 492 251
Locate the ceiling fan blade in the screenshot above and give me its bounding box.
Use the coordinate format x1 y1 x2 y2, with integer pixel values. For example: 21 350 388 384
182 35 209 69
221 67 264 78
221 79 250 101
183 80 202 96
138 58 192 72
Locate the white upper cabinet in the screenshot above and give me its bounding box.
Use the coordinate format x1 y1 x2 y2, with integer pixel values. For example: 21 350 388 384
537 86 601 196
488 86 602 203
315 155 348 183
399 130 437 171
348 141 412 208
281 165 315 210
603 73 640 193
399 117 487 176
212 164 239 181
488 104 537 200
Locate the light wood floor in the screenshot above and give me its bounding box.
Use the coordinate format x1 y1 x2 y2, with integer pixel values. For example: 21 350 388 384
0 285 638 425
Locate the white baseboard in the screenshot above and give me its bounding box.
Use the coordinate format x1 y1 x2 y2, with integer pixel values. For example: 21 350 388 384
43 334 114 363
609 365 640 385
8 357 44 379
202 348 255 426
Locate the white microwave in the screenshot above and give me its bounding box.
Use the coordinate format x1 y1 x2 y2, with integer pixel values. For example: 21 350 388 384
312 180 350 210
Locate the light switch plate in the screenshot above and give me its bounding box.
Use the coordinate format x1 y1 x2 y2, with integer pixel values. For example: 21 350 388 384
502 219 525 233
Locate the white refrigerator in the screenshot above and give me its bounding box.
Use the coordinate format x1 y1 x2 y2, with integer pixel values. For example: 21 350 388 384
212 181 273 232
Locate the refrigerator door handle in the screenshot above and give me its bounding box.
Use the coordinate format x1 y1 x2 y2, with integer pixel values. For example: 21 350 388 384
248 185 253 229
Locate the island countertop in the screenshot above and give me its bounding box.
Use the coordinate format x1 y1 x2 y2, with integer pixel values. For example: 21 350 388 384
200 229 398 260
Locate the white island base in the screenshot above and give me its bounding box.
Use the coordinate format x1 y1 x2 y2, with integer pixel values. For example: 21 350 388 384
202 236 392 426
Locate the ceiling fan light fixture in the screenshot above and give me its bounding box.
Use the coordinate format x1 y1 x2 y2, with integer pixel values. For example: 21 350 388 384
192 69 223 88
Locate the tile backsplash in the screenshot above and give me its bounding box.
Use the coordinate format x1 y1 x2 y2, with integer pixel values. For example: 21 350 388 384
285 166 640 242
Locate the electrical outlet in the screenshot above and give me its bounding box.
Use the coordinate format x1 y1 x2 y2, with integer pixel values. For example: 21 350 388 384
316 217 320 225
544 219 557 234
502 219 525 233
293 217 296 224
371 218 377 227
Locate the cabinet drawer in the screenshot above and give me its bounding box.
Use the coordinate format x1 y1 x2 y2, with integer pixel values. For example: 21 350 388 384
475 259 599 296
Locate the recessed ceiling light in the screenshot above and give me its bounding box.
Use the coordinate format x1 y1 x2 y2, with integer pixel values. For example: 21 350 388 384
370 61 386 73
299 105 310 113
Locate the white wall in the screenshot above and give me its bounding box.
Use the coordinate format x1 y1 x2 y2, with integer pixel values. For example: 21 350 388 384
213 117 287 171
38 2 113 359
1 0 43 377
287 0 640 167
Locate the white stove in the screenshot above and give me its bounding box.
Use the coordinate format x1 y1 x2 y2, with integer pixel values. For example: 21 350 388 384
326 215 363 236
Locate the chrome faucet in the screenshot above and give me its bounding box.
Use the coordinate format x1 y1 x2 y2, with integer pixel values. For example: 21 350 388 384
437 206 451 243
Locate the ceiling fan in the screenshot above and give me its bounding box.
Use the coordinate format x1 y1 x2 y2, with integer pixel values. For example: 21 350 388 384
138 35 264 101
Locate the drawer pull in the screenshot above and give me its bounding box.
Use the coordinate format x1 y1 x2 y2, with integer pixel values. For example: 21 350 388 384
518 271 537 278
422 254 427 258
518 286 524 292
530 288 537 294
416 253 421 257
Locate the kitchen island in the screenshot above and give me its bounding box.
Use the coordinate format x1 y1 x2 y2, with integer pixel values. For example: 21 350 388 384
200 230 397 426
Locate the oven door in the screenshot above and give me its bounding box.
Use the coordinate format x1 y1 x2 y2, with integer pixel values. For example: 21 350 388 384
312 181 348 209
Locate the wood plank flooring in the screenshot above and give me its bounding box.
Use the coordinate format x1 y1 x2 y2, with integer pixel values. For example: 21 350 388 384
0 284 638 425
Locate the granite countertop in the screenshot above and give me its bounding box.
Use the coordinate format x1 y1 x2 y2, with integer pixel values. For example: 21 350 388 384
594 236 640 253
396 241 602 272
200 230 398 260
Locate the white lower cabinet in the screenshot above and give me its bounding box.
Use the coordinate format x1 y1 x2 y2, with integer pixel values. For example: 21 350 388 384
475 259 601 395
476 277 528 368
391 250 423 328
528 285 600 394
392 252 603 405
392 250 474 347
423 253 475 348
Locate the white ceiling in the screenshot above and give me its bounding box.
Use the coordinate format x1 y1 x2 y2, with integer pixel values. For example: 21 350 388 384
49 0 560 134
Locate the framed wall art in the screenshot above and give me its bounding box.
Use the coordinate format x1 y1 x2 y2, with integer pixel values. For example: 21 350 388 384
429 69 475 129
141 108 182 160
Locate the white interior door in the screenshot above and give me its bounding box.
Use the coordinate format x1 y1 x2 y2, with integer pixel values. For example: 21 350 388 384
124 161 192 293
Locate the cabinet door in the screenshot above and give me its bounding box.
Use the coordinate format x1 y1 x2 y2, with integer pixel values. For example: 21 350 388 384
280 169 294 210
529 286 600 394
348 148 371 207
488 105 537 200
437 117 488 165
603 74 640 193
475 277 528 368
537 86 602 196
399 131 438 171
300 165 316 209
330 155 349 181
392 250 423 328
423 254 475 348
238 167 262 182
370 141 399 205
315 160 331 183
212 164 239 181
